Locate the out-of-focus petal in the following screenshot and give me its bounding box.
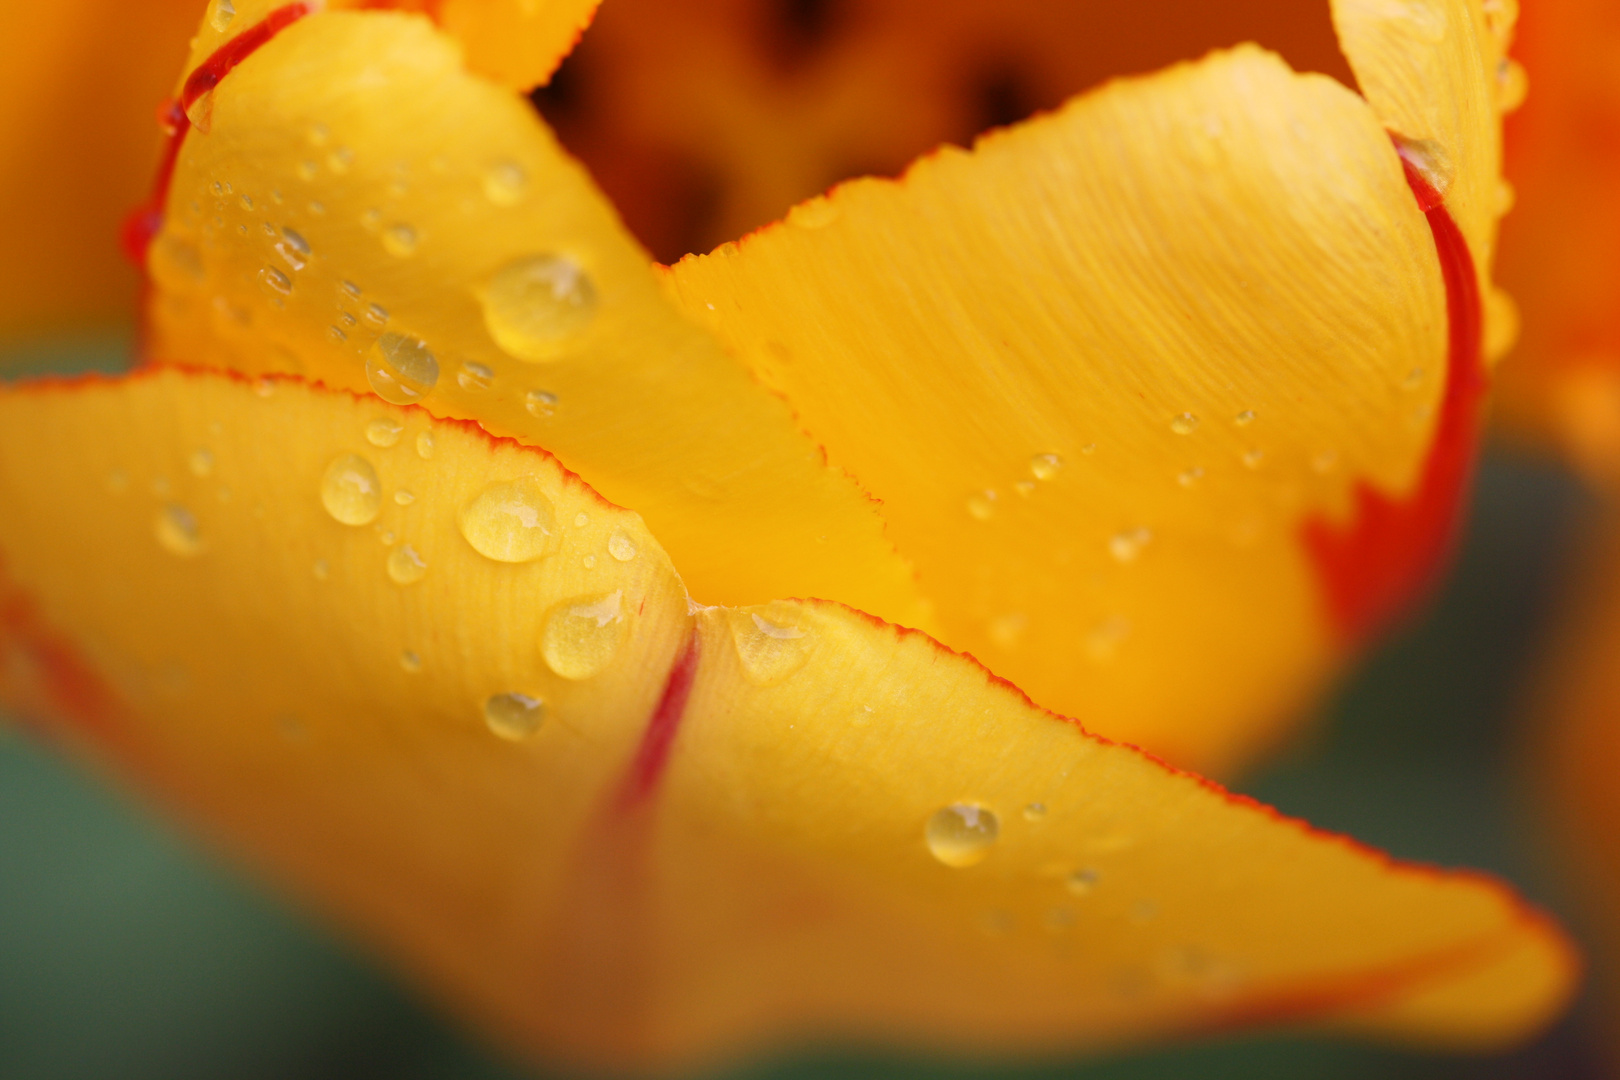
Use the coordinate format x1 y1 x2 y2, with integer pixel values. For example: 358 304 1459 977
0 367 1576 1070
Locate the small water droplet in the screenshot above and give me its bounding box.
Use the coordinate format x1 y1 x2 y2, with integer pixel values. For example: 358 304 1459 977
925 804 999 868
1242 448 1264 469
1081 443 1097 455
155 504 204 557
360 207 382 231
484 692 545 740
607 528 637 562
1177 466 1204 488
276 227 310 271
209 0 235 31
376 527 396 545
416 431 434 459
1066 868 1100 896
320 453 382 525
400 649 422 673
327 146 354 174
328 326 348 344
1496 57 1528 112
365 418 403 447
524 389 559 418
1013 480 1036 497
394 489 415 506
482 253 598 362
573 513 589 528
541 590 626 680
312 559 330 581
1023 802 1047 822
457 361 494 391
483 160 528 205
458 476 559 562
1235 409 1256 426
296 160 318 181
363 303 389 329
188 449 215 477
382 223 418 257
729 607 814 684
259 265 292 297
1170 412 1199 435
386 544 427 585
365 332 439 405
1030 453 1063 481
967 490 997 521
240 194 255 212
1109 528 1152 564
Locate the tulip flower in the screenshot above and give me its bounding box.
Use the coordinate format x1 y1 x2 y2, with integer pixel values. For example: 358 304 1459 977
0 0 1579 1071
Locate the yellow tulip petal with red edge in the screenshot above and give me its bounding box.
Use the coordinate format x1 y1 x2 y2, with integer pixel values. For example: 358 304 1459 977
668 47 1449 776
144 8 928 631
1331 0 1521 362
0 0 196 340
0 368 1574 1070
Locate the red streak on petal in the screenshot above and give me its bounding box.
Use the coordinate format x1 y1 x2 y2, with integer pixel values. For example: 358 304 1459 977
615 632 701 811
1301 151 1488 645
120 4 313 266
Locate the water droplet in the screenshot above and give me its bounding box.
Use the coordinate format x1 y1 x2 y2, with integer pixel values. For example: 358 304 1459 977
259 266 292 297
1081 443 1097 454
365 418 403 447
1170 412 1199 435
1013 480 1036 497
484 692 545 740
1242 448 1264 469
327 146 354 174
365 332 439 405
1066 868 1100 896
394 490 415 505
276 227 310 271
1109 528 1152 564
458 476 559 562
209 0 235 31
400 650 422 673
729 607 814 684
312 559 330 581
360 207 382 231
1497 57 1528 112
482 253 598 362
525 389 559 417
925 803 999 868
967 490 997 520
382 224 418 257
416 431 434 459
1235 409 1256 426
363 303 389 329
341 280 362 299
328 326 348 344
607 528 637 562
189 449 215 477
240 194 255 211
386 543 427 585
154 504 204 557
483 160 528 205
1177 466 1204 488
320 453 382 525
376 527 396 545
296 160 318 181
1030 453 1063 481
457 361 494 391
1023 802 1047 822
541 591 626 680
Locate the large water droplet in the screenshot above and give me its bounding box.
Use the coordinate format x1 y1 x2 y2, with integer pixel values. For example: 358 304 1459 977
484 692 545 740
365 417 403 447
482 253 598 362
387 544 427 585
458 477 559 563
320 453 382 525
155 504 204 557
607 527 637 562
365 332 439 405
729 607 813 685
483 161 528 206
926 804 999 867
541 591 626 680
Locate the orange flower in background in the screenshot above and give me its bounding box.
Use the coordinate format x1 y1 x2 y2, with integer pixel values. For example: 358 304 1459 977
0 0 1581 1072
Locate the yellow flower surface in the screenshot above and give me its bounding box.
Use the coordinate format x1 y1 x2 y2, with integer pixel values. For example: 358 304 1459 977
0 0 1579 1070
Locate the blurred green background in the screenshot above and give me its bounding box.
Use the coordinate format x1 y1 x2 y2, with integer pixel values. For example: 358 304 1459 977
0 333 1610 1079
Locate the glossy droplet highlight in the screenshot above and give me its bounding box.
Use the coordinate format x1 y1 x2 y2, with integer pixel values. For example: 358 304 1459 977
525 389 558 418
1170 412 1200 435
482 253 598 362
415 432 434 459
458 477 559 563
607 528 637 562
365 333 439 405
1030 453 1063 481
209 0 235 31
1177 466 1204 488
484 692 545 740
926 804 999 868
457 361 494 391
541 591 626 680
386 544 427 585
394 490 415 506
365 418 403 447
1109 528 1152 564
400 650 422 673
276 227 310 271
967 490 997 521
320 453 382 525
154 504 204 557
1022 802 1047 822
188 449 215 478
1235 409 1256 426
382 224 418 257
1067 868 1100 896
259 266 292 297
483 161 528 205
729 608 814 685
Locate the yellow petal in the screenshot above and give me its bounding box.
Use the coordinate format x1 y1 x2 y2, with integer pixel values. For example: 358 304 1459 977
0 368 1572 1068
1331 0 1521 361
668 47 1450 775
144 8 927 629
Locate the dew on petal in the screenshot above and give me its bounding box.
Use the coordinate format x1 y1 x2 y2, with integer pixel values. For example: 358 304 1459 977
1235 409 1256 426
484 692 545 740
1067 868 1100 896
730 609 813 685
926 804 999 868
154 504 204 557
386 544 427 585
482 161 528 206
209 0 235 31
458 476 559 563
320 453 382 525
541 591 626 680
276 227 311 271
607 528 637 562
259 266 292 297
400 650 422 673
188 449 215 478
967 490 997 521
1109 528 1152 564
1022 802 1047 822
382 224 418 257
416 431 434 459
482 253 598 362
394 490 415 506
365 418 403 447
1170 412 1199 435
525 389 559 418
457 361 494 391
365 332 439 405
1030 453 1063 481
